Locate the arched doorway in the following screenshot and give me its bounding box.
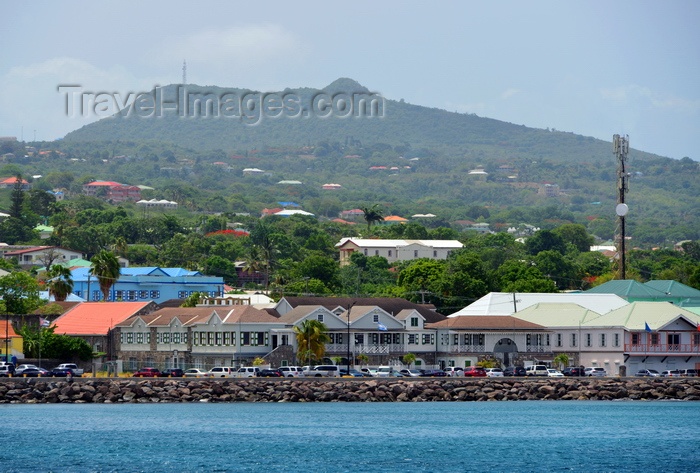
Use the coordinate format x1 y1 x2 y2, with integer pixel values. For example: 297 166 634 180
493 338 518 367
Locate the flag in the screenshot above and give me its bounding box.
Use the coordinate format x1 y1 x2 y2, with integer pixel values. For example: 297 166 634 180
39 317 50 328
697 323 700 332
645 322 652 333
377 322 388 331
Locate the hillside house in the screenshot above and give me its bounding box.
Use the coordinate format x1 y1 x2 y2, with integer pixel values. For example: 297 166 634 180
336 238 463 266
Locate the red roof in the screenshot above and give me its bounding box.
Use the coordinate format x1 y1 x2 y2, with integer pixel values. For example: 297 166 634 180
1 177 29 185
0 320 19 338
85 181 122 187
52 302 154 335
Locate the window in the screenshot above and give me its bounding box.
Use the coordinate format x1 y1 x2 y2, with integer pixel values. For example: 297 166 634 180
410 317 418 327
667 334 680 350
127 290 136 301
126 333 133 344
242 332 250 345
421 333 434 345
585 334 592 347
136 333 143 344
146 332 151 343
380 333 391 344
556 333 562 347
453 334 459 345
393 334 401 344
694 333 700 346
317 314 324 322
414 250 418 257
375 250 379 256
150 290 160 299
173 333 181 344
631 333 639 345
156 332 162 343
115 290 123 301
373 314 379 323
178 291 187 298
614 333 620 347
215 332 222 344
600 333 606 347
408 334 418 344
651 333 659 345
93 290 102 301
363 249 368 256
223 332 230 345
433 250 437 257
388 250 392 257
207 332 214 345
139 290 149 299
162 332 170 344
355 334 364 344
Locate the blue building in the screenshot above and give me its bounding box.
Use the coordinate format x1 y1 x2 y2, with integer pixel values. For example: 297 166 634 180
70 267 224 303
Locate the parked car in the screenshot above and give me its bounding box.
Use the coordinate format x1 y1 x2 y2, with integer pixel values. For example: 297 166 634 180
421 369 447 377
503 366 526 377
679 369 698 377
160 368 185 377
133 367 161 377
562 367 585 377
375 366 400 377
660 370 682 377
399 369 423 377
340 369 368 377
278 366 305 377
444 367 464 377
463 367 487 378
15 364 39 375
360 368 377 377
209 367 236 378
236 367 260 378
525 365 549 377
183 368 210 378
584 367 607 377
485 368 504 377
0 364 15 377
547 369 564 378
305 365 341 377
635 369 661 377
257 368 283 377
56 363 84 376
49 368 75 377
18 367 50 377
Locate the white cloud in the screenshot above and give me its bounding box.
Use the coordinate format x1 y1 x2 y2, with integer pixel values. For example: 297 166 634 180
156 24 305 66
500 88 520 100
600 84 699 113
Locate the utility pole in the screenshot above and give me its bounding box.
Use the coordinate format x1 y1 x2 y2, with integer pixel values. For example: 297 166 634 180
614 134 630 280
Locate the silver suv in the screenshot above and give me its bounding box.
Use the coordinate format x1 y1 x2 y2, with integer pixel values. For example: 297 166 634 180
584 367 607 377
278 366 305 377
207 366 236 378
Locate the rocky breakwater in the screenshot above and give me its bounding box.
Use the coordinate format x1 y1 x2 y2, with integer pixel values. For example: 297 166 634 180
1 377 700 403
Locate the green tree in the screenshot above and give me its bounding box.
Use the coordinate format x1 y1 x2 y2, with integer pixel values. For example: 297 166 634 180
181 291 203 307
553 353 570 370
0 272 42 314
45 265 74 302
403 352 417 368
552 223 594 253
294 319 331 365
90 250 120 301
525 229 567 256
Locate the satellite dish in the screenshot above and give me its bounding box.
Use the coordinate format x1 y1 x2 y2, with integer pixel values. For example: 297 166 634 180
616 203 629 216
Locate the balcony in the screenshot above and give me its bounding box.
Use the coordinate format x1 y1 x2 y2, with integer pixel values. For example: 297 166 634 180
625 343 700 354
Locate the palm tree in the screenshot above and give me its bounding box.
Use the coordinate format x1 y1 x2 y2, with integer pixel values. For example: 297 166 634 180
553 353 570 370
360 204 384 235
294 319 330 365
90 250 120 301
46 265 74 302
357 353 369 367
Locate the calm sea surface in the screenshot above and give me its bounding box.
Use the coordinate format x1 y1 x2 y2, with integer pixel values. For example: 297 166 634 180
1 401 698 473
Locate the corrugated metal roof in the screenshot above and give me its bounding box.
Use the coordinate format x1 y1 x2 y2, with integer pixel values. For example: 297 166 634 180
52 302 155 335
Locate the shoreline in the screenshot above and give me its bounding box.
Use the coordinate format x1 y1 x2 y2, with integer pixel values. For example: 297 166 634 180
1 377 699 403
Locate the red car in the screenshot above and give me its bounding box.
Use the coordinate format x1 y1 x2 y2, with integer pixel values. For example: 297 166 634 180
133 367 161 377
463 367 487 377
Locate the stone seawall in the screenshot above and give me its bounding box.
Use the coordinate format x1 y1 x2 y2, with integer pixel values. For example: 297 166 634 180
1 378 699 403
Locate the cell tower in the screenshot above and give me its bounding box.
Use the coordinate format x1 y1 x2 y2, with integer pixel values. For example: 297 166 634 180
613 134 630 280
182 60 187 85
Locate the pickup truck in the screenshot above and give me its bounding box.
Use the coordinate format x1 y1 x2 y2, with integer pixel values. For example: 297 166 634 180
57 363 84 376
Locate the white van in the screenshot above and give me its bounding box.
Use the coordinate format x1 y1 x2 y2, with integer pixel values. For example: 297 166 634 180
236 367 260 378
278 366 305 377
375 366 398 377
307 365 340 377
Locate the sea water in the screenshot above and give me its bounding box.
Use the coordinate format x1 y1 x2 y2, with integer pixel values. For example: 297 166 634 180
1 401 698 472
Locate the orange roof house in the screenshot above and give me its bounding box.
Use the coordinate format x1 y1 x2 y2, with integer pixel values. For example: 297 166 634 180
52 301 157 359
383 215 408 223
0 319 23 360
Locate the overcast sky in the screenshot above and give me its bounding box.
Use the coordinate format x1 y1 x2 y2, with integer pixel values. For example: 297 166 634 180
1 1 698 159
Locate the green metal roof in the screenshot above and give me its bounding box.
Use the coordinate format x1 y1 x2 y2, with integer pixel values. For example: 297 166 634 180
585 280 668 301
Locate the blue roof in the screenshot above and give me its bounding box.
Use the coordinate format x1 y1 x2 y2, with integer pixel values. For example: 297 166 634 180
70 266 199 280
39 291 85 302
278 201 300 207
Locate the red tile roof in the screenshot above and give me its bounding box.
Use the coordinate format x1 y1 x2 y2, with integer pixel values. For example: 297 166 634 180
52 302 156 335
0 320 19 338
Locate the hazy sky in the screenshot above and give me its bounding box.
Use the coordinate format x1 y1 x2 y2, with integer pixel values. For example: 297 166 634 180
1 1 698 159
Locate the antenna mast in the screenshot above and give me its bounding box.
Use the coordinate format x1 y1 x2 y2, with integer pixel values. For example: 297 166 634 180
613 134 630 280
182 60 187 85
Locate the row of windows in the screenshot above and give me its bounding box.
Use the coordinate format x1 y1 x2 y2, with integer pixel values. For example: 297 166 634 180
121 331 269 347
75 290 220 301
631 333 700 345
363 249 447 258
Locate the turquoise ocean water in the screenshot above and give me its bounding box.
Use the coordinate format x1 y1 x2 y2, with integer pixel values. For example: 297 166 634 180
1 401 698 473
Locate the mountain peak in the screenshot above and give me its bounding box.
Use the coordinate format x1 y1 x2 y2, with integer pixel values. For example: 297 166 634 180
323 77 369 94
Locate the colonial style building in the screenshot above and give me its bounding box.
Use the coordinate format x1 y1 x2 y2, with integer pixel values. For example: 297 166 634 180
336 238 463 266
